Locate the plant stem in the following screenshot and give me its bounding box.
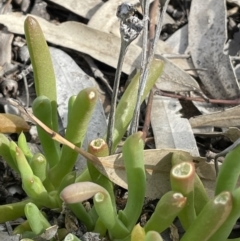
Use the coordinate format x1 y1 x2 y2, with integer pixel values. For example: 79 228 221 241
106 40 129 154
130 0 170 134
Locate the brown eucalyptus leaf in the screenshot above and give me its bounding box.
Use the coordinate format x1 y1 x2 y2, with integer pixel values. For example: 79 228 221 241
48 0 103 19
0 113 30 133
189 0 240 99
189 105 240 128
95 149 216 199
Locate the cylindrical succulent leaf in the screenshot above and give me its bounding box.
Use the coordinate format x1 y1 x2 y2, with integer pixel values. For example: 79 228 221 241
60 182 128 239
50 88 98 187
131 224 145 241
0 199 34 223
67 202 95 231
13 220 31 234
208 186 240 241
18 132 33 161
24 16 58 132
15 147 50 205
144 231 163 241
57 171 76 195
181 191 232 241
171 152 209 214
144 191 186 233
32 96 60 168
120 132 146 231
111 59 164 152
30 153 47 182
87 138 115 211
64 233 82 241
24 202 50 235
0 134 18 171
215 144 240 196
170 162 196 230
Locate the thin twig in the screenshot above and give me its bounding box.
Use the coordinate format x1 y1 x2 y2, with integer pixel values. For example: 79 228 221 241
162 53 190 59
23 75 30 108
16 65 33 80
7 98 101 164
79 53 113 96
141 0 158 142
155 89 240 105
142 89 154 141
129 0 150 134
106 40 129 154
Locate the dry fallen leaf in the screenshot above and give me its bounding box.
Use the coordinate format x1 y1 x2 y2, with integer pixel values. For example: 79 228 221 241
48 0 103 19
151 96 199 156
0 13 200 94
93 149 216 199
0 13 142 75
155 54 201 92
189 105 240 128
189 0 240 99
0 113 30 133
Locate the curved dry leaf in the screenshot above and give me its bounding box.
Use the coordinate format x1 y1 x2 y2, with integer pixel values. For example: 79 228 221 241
189 0 240 99
189 105 240 128
0 113 30 133
48 0 103 19
93 149 216 199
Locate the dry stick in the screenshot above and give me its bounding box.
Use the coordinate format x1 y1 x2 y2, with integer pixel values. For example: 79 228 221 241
7 98 101 165
142 89 154 141
130 0 170 134
79 53 113 96
141 0 159 141
106 39 129 154
155 89 240 105
22 74 30 108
